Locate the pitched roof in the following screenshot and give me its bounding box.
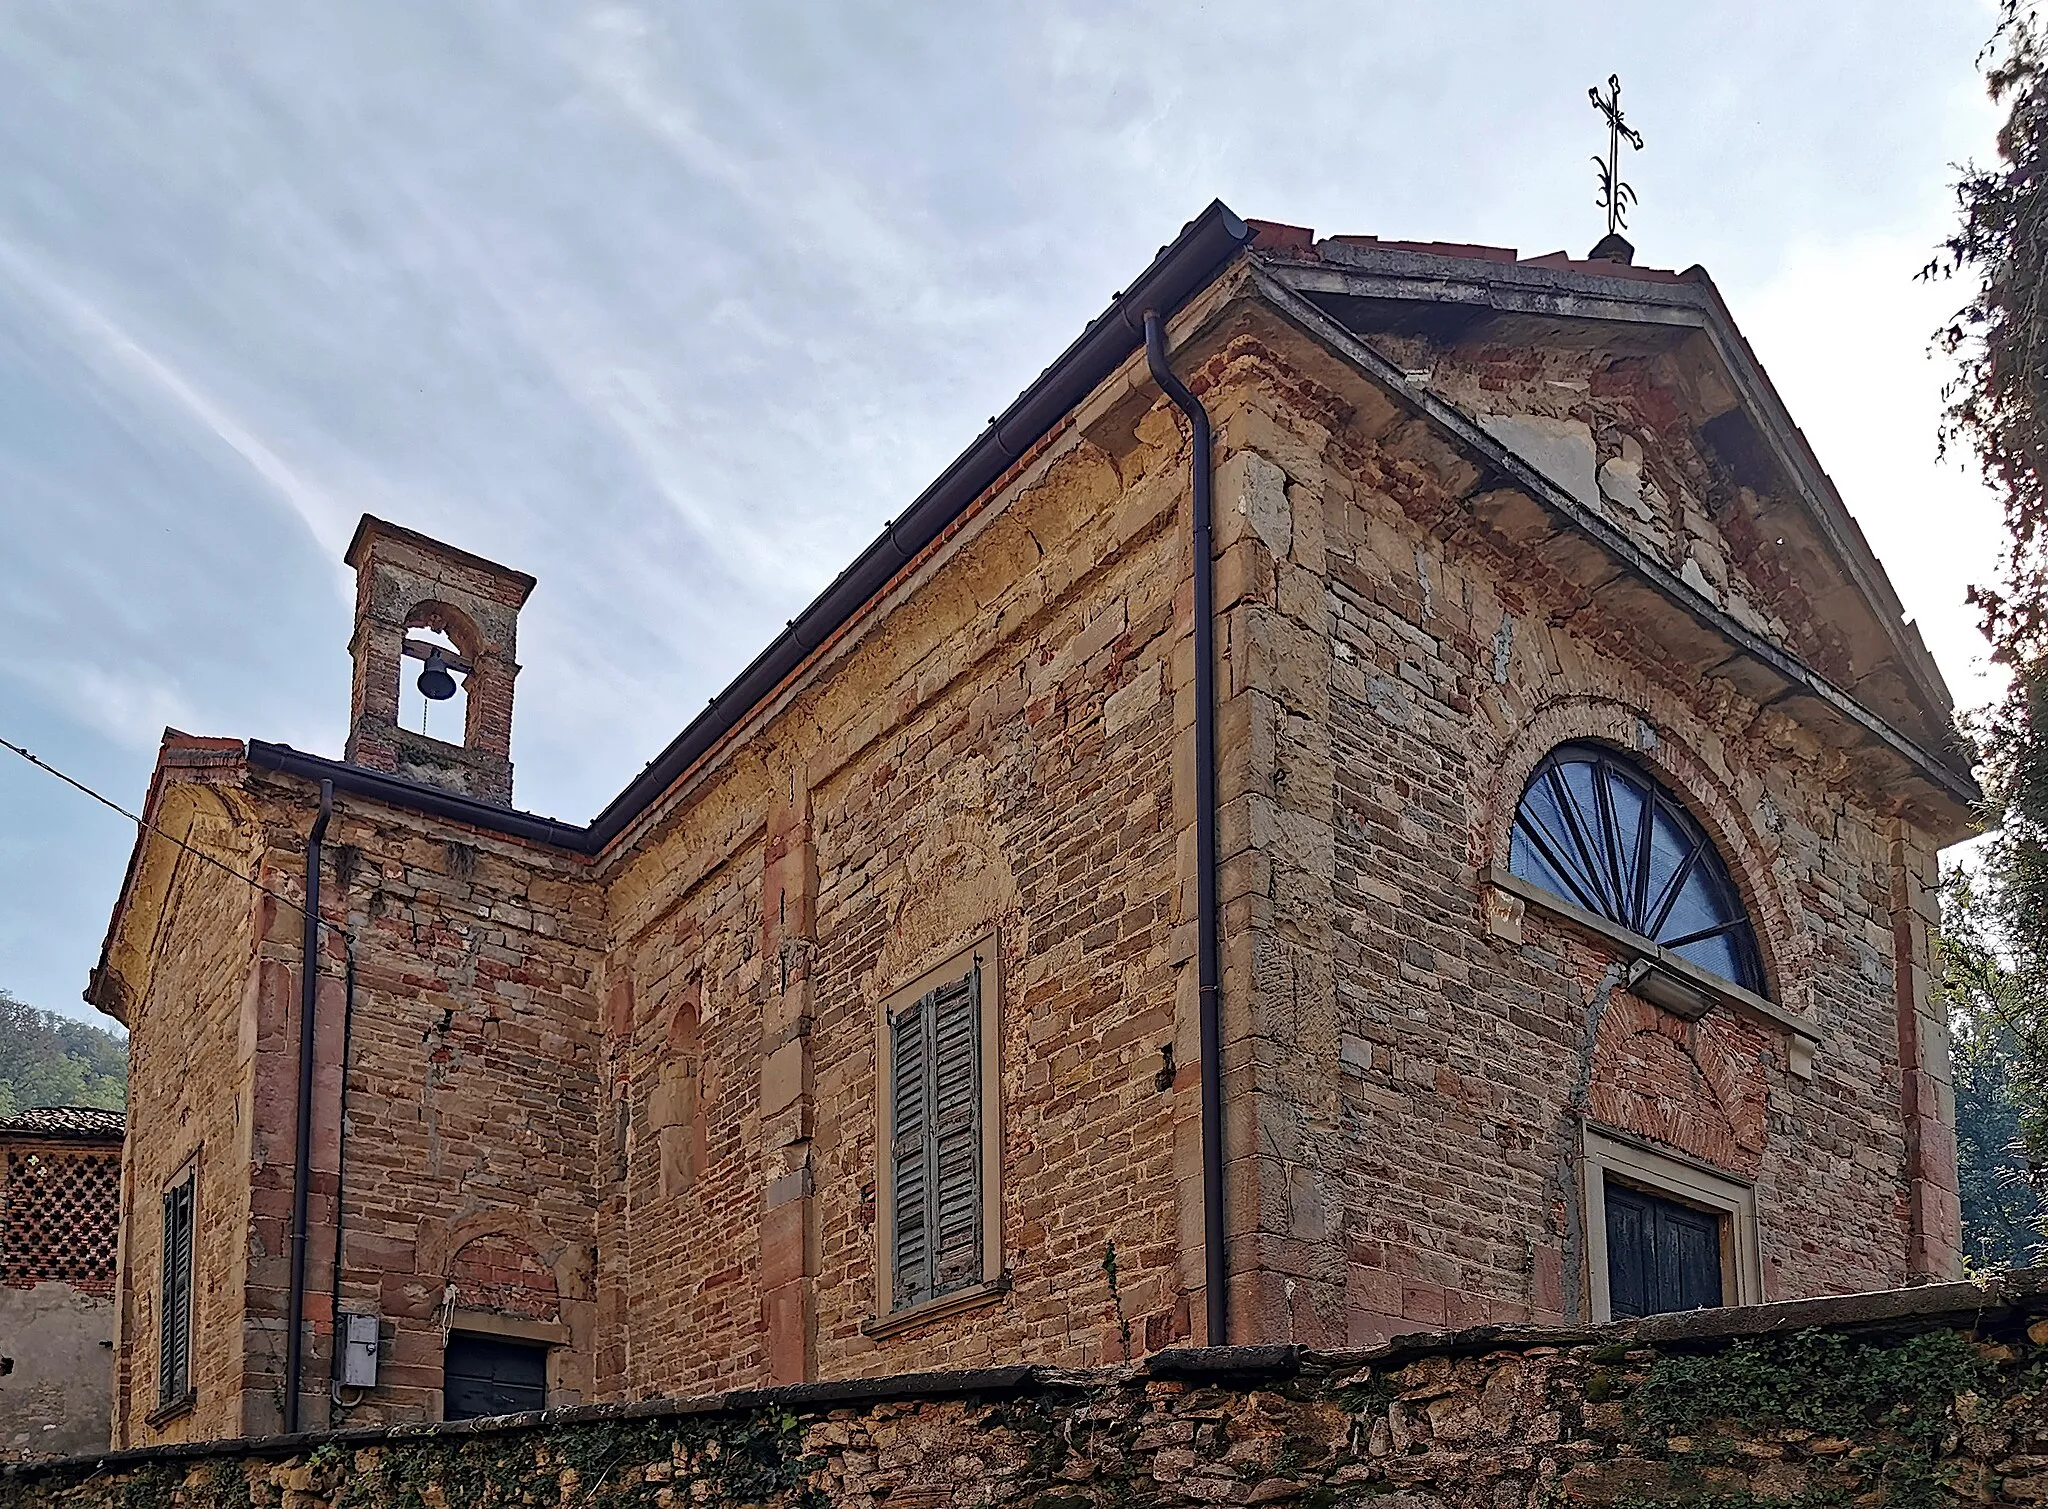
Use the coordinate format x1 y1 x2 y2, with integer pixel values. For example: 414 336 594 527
1240 223 1970 799
210 203 1979 863
1 1106 126 1139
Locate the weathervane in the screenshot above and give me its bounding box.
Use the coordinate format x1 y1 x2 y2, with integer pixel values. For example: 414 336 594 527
1588 73 1644 248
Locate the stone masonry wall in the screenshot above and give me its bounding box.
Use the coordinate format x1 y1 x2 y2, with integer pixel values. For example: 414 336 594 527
1181 305 1958 1348
598 388 1204 1394
246 772 608 1435
102 274 1964 1442
109 793 264 1447
107 762 606 1446
14 1272 2048 1509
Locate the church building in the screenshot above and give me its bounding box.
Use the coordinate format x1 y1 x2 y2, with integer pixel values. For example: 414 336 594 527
86 204 1976 1444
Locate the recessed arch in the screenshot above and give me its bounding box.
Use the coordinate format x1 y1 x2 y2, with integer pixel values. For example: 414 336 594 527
395 600 482 748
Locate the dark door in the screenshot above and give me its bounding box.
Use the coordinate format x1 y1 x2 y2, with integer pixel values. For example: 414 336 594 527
443 1332 548 1420
1604 1182 1724 1317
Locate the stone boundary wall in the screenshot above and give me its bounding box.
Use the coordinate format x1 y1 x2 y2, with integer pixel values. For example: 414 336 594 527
13 1273 2048 1508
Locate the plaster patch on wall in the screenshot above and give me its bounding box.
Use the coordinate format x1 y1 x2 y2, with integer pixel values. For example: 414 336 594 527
1480 414 1598 509
1491 616 1515 686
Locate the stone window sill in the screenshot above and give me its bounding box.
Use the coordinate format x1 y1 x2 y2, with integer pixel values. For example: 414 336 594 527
860 1275 1010 1340
146 1390 196 1428
1483 866 1819 1077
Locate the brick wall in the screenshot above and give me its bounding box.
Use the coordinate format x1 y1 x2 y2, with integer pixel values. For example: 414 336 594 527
1187 310 1960 1348
263 781 607 1432
106 786 264 1445
599 402 1199 1391
101 274 1964 1435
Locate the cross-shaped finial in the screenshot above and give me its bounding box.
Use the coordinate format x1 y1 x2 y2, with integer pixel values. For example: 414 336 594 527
1588 73 1645 240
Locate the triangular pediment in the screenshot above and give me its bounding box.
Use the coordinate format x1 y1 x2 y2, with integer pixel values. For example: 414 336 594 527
1234 235 1974 824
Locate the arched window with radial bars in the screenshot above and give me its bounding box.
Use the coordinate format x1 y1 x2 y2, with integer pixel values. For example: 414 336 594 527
1508 742 1766 995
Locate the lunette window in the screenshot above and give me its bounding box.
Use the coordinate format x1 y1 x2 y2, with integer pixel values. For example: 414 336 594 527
1509 741 1765 994
158 1173 195 1407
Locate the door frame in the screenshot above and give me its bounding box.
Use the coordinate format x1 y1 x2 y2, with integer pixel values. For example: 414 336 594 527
1582 1122 1760 1323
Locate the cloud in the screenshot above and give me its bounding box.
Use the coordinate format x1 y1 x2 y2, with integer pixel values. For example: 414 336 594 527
0 231 343 551
0 658 198 753
0 0 2014 1021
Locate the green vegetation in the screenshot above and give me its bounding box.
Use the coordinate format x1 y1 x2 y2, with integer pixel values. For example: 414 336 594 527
1628 1329 1988 1509
0 986 126 1118
1928 0 2048 1273
1945 871 2045 1268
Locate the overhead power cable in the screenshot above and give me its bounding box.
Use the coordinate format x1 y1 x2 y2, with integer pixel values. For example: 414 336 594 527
0 733 350 941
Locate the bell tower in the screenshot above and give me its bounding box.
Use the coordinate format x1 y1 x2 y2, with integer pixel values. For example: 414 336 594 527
343 515 536 807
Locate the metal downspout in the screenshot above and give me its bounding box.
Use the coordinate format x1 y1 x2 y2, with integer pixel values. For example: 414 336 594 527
1143 310 1227 1346
284 777 332 1434
326 944 357 1415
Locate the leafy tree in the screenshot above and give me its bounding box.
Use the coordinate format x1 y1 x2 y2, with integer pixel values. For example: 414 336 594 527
1929 1 2048 1266
1941 872 2044 1268
1930 0 2048 999
0 987 126 1119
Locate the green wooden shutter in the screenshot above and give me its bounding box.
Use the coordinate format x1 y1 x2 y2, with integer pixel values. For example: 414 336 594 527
158 1181 193 1403
888 961 984 1310
928 967 983 1296
157 1188 176 1403
889 997 930 1311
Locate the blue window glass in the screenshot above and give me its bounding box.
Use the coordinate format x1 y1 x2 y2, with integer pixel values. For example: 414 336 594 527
1508 742 1765 995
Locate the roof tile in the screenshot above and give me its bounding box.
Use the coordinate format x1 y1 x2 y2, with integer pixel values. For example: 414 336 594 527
1 1106 126 1138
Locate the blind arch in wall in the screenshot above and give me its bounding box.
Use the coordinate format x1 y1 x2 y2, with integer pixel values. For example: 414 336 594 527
1508 741 1766 995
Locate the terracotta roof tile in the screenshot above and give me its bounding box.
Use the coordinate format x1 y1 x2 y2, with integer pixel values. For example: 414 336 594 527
1 1106 126 1138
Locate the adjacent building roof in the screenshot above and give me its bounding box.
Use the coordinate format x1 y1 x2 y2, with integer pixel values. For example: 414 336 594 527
0 1106 126 1140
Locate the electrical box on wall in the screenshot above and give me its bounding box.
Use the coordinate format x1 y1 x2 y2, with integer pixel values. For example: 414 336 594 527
341 1313 380 1388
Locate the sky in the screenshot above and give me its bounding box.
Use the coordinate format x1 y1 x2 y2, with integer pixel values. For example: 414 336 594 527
0 1 2012 1027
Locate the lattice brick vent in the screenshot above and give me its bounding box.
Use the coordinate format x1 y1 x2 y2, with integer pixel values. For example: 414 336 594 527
2 1148 121 1295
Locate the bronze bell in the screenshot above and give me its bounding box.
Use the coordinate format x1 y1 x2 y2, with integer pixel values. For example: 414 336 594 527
416 647 459 702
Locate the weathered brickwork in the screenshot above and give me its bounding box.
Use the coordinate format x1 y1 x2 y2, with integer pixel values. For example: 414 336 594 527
93 741 607 1442
1178 306 1965 1345
96 745 268 1444
343 516 535 806
17 1275 2048 1509
243 785 605 1434
600 411 1199 1389
91 230 1974 1444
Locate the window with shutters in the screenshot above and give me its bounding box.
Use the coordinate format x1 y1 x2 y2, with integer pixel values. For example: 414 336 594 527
156 1165 197 1412
874 938 1003 1325
1582 1125 1758 1323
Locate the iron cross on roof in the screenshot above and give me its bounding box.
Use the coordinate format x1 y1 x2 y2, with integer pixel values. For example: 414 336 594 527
1588 73 1645 251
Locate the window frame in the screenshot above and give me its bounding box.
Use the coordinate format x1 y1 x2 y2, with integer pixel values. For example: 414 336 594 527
1582 1123 1759 1324
1484 865 1818 1076
153 1157 199 1419
866 934 1005 1335
1508 741 1766 996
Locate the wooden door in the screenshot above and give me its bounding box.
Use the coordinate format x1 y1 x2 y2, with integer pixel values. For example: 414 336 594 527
1604 1182 1724 1317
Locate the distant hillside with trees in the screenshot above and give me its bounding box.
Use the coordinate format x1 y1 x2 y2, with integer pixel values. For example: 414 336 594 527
0 987 126 1118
